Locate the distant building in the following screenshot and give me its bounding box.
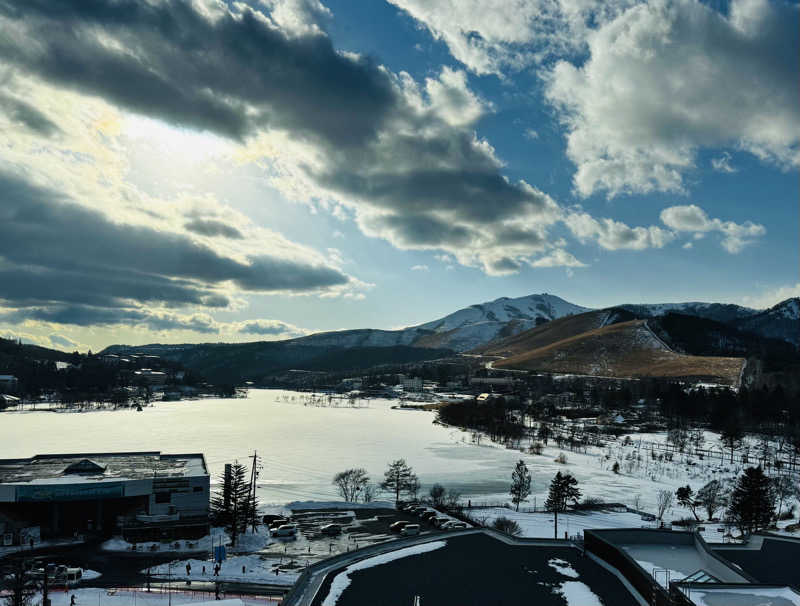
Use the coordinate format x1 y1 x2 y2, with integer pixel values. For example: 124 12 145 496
0 452 209 543
402 377 423 392
134 369 168 386
469 376 516 387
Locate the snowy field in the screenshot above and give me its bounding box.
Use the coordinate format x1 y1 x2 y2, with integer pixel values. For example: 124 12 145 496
466 507 655 539
35 590 278 606
0 389 797 522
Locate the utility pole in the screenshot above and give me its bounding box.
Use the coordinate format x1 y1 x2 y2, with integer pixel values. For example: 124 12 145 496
247 451 262 533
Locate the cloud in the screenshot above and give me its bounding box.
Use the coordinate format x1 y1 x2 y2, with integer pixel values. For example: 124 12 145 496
659 204 766 253
711 152 737 174
524 129 539 140
0 0 566 276
0 92 60 136
529 249 587 267
565 212 675 250
545 0 799 197
410 264 429 271
0 171 355 329
386 0 634 76
739 283 800 310
235 319 307 337
184 218 244 239
49 334 79 349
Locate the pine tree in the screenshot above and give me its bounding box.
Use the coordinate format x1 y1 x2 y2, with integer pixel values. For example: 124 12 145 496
720 417 744 464
676 485 699 521
509 460 532 512
727 466 774 535
381 459 418 505
210 461 250 546
545 472 581 539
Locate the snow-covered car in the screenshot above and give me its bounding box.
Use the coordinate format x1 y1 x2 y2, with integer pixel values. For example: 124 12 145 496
269 518 291 529
320 523 342 535
271 524 298 537
389 521 411 533
432 516 451 528
440 521 467 530
400 524 420 536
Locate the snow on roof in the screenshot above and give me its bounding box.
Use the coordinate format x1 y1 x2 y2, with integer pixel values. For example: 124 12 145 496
686 586 800 606
0 452 208 485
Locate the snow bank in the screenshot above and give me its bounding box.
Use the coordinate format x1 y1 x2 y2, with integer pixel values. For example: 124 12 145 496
555 581 605 606
321 541 447 606
287 501 394 511
81 570 102 581
146 554 298 587
690 587 800 606
548 558 580 579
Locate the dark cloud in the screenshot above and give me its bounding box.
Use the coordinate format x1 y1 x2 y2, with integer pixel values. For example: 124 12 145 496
0 0 395 146
49 334 78 348
237 319 303 336
184 219 244 239
0 93 59 135
0 0 560 271
0 172 350 328
1 306 219 334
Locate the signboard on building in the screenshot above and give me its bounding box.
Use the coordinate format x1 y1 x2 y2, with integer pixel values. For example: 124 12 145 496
16 482 125 502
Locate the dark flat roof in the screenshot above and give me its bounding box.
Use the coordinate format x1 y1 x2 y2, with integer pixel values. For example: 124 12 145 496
0 452 208 485
714 536 800 589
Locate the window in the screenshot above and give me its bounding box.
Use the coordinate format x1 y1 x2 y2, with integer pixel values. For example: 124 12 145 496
193 486 203 492
155 492 171 504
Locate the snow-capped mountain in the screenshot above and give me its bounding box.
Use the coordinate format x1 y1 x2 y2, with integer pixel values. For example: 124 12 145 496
290 293 590 351
736 298 799 346
620 302 759 325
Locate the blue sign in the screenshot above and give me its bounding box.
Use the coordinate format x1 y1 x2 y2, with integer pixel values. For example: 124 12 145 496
17 482 124 502
213 545 226 563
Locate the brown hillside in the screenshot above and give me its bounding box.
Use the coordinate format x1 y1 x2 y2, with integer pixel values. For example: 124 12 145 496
476 309 612 356
493 319 744 385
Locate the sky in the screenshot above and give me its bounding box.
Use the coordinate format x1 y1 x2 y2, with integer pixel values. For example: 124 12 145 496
0 0 797 352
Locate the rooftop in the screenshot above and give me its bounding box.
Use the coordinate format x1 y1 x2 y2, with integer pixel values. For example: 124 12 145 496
0 452 208 485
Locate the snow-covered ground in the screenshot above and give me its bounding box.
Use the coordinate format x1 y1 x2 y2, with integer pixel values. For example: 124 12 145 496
146 553 299 588
102 527 234 554
36 589 277 606
466 507 656 539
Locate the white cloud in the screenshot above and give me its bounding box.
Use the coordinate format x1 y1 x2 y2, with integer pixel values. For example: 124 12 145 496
545 0 800 197
529 249 587 267
387 0 634 76
711 152 737 174
682 241 693 249
524 128 539 140
410 264 429 271
565 212 675 250
659 204 765 253
739 283 800 310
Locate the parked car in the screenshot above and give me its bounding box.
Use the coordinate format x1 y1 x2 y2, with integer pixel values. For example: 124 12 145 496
432 517 451 528
389 521 411 533
320 523 342 535
263 514 285 525
400 524 420 536
420 511 439 522
441 521 467 530
271 524 298 537
409 506 427 515
269 518 291 529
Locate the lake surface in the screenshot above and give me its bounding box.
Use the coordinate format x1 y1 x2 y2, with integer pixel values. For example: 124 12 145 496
0 389 532 504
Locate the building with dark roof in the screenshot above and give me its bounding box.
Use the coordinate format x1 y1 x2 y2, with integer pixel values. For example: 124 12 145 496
0 452 209 544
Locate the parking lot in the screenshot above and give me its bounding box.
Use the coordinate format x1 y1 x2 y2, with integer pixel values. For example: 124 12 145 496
258 504 468 568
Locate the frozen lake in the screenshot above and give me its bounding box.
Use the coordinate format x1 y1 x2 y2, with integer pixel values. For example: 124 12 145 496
0 389 707 512
0 389 537 504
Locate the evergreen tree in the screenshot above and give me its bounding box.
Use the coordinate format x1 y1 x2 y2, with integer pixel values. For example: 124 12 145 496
676 485 699 521
720 417 745 463
544 472 581 539
210 461 250 546
509 460 532 512
727 466 774 535
381 459 418 504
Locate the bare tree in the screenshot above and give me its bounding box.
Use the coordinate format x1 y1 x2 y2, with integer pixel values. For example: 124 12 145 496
656 489 674 521
332 468 370 502
1 559 38 606
429 483 446 507
697 480 726 520
772 475 794 520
